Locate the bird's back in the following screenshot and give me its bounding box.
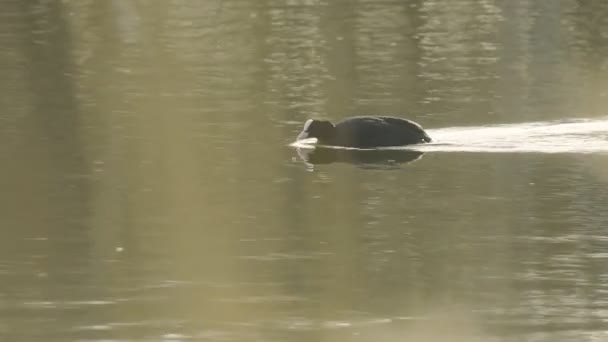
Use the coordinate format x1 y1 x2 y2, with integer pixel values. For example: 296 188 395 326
333 116 431 148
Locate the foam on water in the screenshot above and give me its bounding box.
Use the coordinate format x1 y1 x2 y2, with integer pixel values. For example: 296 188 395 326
418 117 608 154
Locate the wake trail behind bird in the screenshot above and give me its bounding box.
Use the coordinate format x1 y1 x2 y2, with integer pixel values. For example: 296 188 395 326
413 117 608 154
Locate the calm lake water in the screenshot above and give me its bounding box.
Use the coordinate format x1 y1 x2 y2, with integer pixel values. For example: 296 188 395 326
2 0 608 341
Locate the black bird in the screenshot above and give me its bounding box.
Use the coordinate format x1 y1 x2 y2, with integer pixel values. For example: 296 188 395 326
296 116 432 148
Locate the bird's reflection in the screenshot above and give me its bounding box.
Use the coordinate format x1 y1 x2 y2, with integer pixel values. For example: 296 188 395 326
296 146 424 167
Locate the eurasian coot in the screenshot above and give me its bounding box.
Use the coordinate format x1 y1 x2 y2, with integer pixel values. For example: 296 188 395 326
296 116 432 148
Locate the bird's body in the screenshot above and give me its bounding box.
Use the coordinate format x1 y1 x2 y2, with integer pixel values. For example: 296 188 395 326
297 116 432 148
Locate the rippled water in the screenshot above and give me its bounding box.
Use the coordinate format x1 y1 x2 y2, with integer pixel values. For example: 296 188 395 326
425 117 608 154
2 0 608 341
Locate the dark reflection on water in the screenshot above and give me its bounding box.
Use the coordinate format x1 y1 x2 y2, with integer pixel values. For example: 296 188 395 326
295 146 424 167
1 0 608 341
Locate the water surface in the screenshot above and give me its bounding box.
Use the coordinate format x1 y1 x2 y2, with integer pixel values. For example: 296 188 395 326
1 0 608 341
